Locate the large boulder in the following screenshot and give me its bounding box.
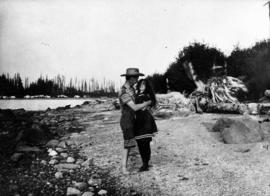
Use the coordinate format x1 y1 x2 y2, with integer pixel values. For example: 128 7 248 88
213 117 263 144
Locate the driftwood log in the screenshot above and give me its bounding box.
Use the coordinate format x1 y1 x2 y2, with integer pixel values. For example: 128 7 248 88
204 102 247 114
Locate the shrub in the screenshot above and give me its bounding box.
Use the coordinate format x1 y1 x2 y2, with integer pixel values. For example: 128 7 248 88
165 42 226 94
146 73 167 94
227 40 270 99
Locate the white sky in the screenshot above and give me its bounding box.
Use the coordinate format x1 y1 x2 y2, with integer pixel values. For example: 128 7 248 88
0 0 269 87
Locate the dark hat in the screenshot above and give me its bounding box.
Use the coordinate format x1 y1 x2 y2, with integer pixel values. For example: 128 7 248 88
120 68 144 77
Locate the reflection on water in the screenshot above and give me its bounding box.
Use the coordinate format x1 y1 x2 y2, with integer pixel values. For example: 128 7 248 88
0 99 95 111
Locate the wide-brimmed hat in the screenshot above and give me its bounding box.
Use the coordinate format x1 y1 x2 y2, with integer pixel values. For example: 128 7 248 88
120 68 144 77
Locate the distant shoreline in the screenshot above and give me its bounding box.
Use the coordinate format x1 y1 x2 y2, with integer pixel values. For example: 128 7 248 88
0 97 117 111
0 97 113 100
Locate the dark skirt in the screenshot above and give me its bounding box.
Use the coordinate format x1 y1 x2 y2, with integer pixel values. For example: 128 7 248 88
134 110 157 140
120 110 136 149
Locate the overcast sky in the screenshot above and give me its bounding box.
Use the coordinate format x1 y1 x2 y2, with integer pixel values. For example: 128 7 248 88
0 0 269 87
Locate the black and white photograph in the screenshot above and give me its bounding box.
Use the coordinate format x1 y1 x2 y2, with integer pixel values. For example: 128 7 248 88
1 0 270 195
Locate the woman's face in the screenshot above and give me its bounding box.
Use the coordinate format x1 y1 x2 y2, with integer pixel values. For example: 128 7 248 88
139 81 146 93
130 76 139 86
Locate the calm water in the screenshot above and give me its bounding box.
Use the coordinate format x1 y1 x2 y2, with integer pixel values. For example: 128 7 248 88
0 98 95 111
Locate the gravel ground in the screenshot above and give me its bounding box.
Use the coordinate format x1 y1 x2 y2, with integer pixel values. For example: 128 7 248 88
81 111 270 196
1 102 270 196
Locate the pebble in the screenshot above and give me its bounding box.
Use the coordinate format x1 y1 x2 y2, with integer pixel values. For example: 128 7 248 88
46 139 59 147
56 147 65 152
58 141 67 148
69 169 75 174
54 163 80 170
88 178 102 186
82 192 94 196
46 181 52 186
66 187 81 196
81 158 92 168
48 148 58 156
67 157 75 163
71 133 80 137
76 159 84 165
98 189 107 195
10 153 23 162
178 175 189 181
87 179 95 186
49 159 59 165
55 171 63 179
66 140 75 146
71 144 77 149
73 181 88 190
60 153 68 158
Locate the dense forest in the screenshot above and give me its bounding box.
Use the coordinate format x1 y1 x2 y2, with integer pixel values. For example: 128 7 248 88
148 40 270 100
0 74 117 98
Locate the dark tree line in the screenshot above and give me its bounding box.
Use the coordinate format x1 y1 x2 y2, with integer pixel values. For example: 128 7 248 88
227 41 270 99
0 73 24 97
147 40 270 100
0 74 117 98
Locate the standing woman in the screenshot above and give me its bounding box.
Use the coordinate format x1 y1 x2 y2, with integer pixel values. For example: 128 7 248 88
135 79 158 172
119 68 152 174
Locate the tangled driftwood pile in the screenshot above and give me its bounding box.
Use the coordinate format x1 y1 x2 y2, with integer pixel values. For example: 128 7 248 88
208 76 247 103
186 75 250 114
153 75 249 115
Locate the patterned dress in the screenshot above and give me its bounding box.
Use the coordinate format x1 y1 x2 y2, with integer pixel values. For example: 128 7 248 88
134 93 158 140
119 83 137 149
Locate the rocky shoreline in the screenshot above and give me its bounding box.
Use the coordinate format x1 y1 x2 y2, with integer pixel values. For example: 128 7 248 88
0 99 138 196
2 98 270 195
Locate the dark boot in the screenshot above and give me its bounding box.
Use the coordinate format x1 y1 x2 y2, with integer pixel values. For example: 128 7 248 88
137 139 150 172
138 162 149 172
